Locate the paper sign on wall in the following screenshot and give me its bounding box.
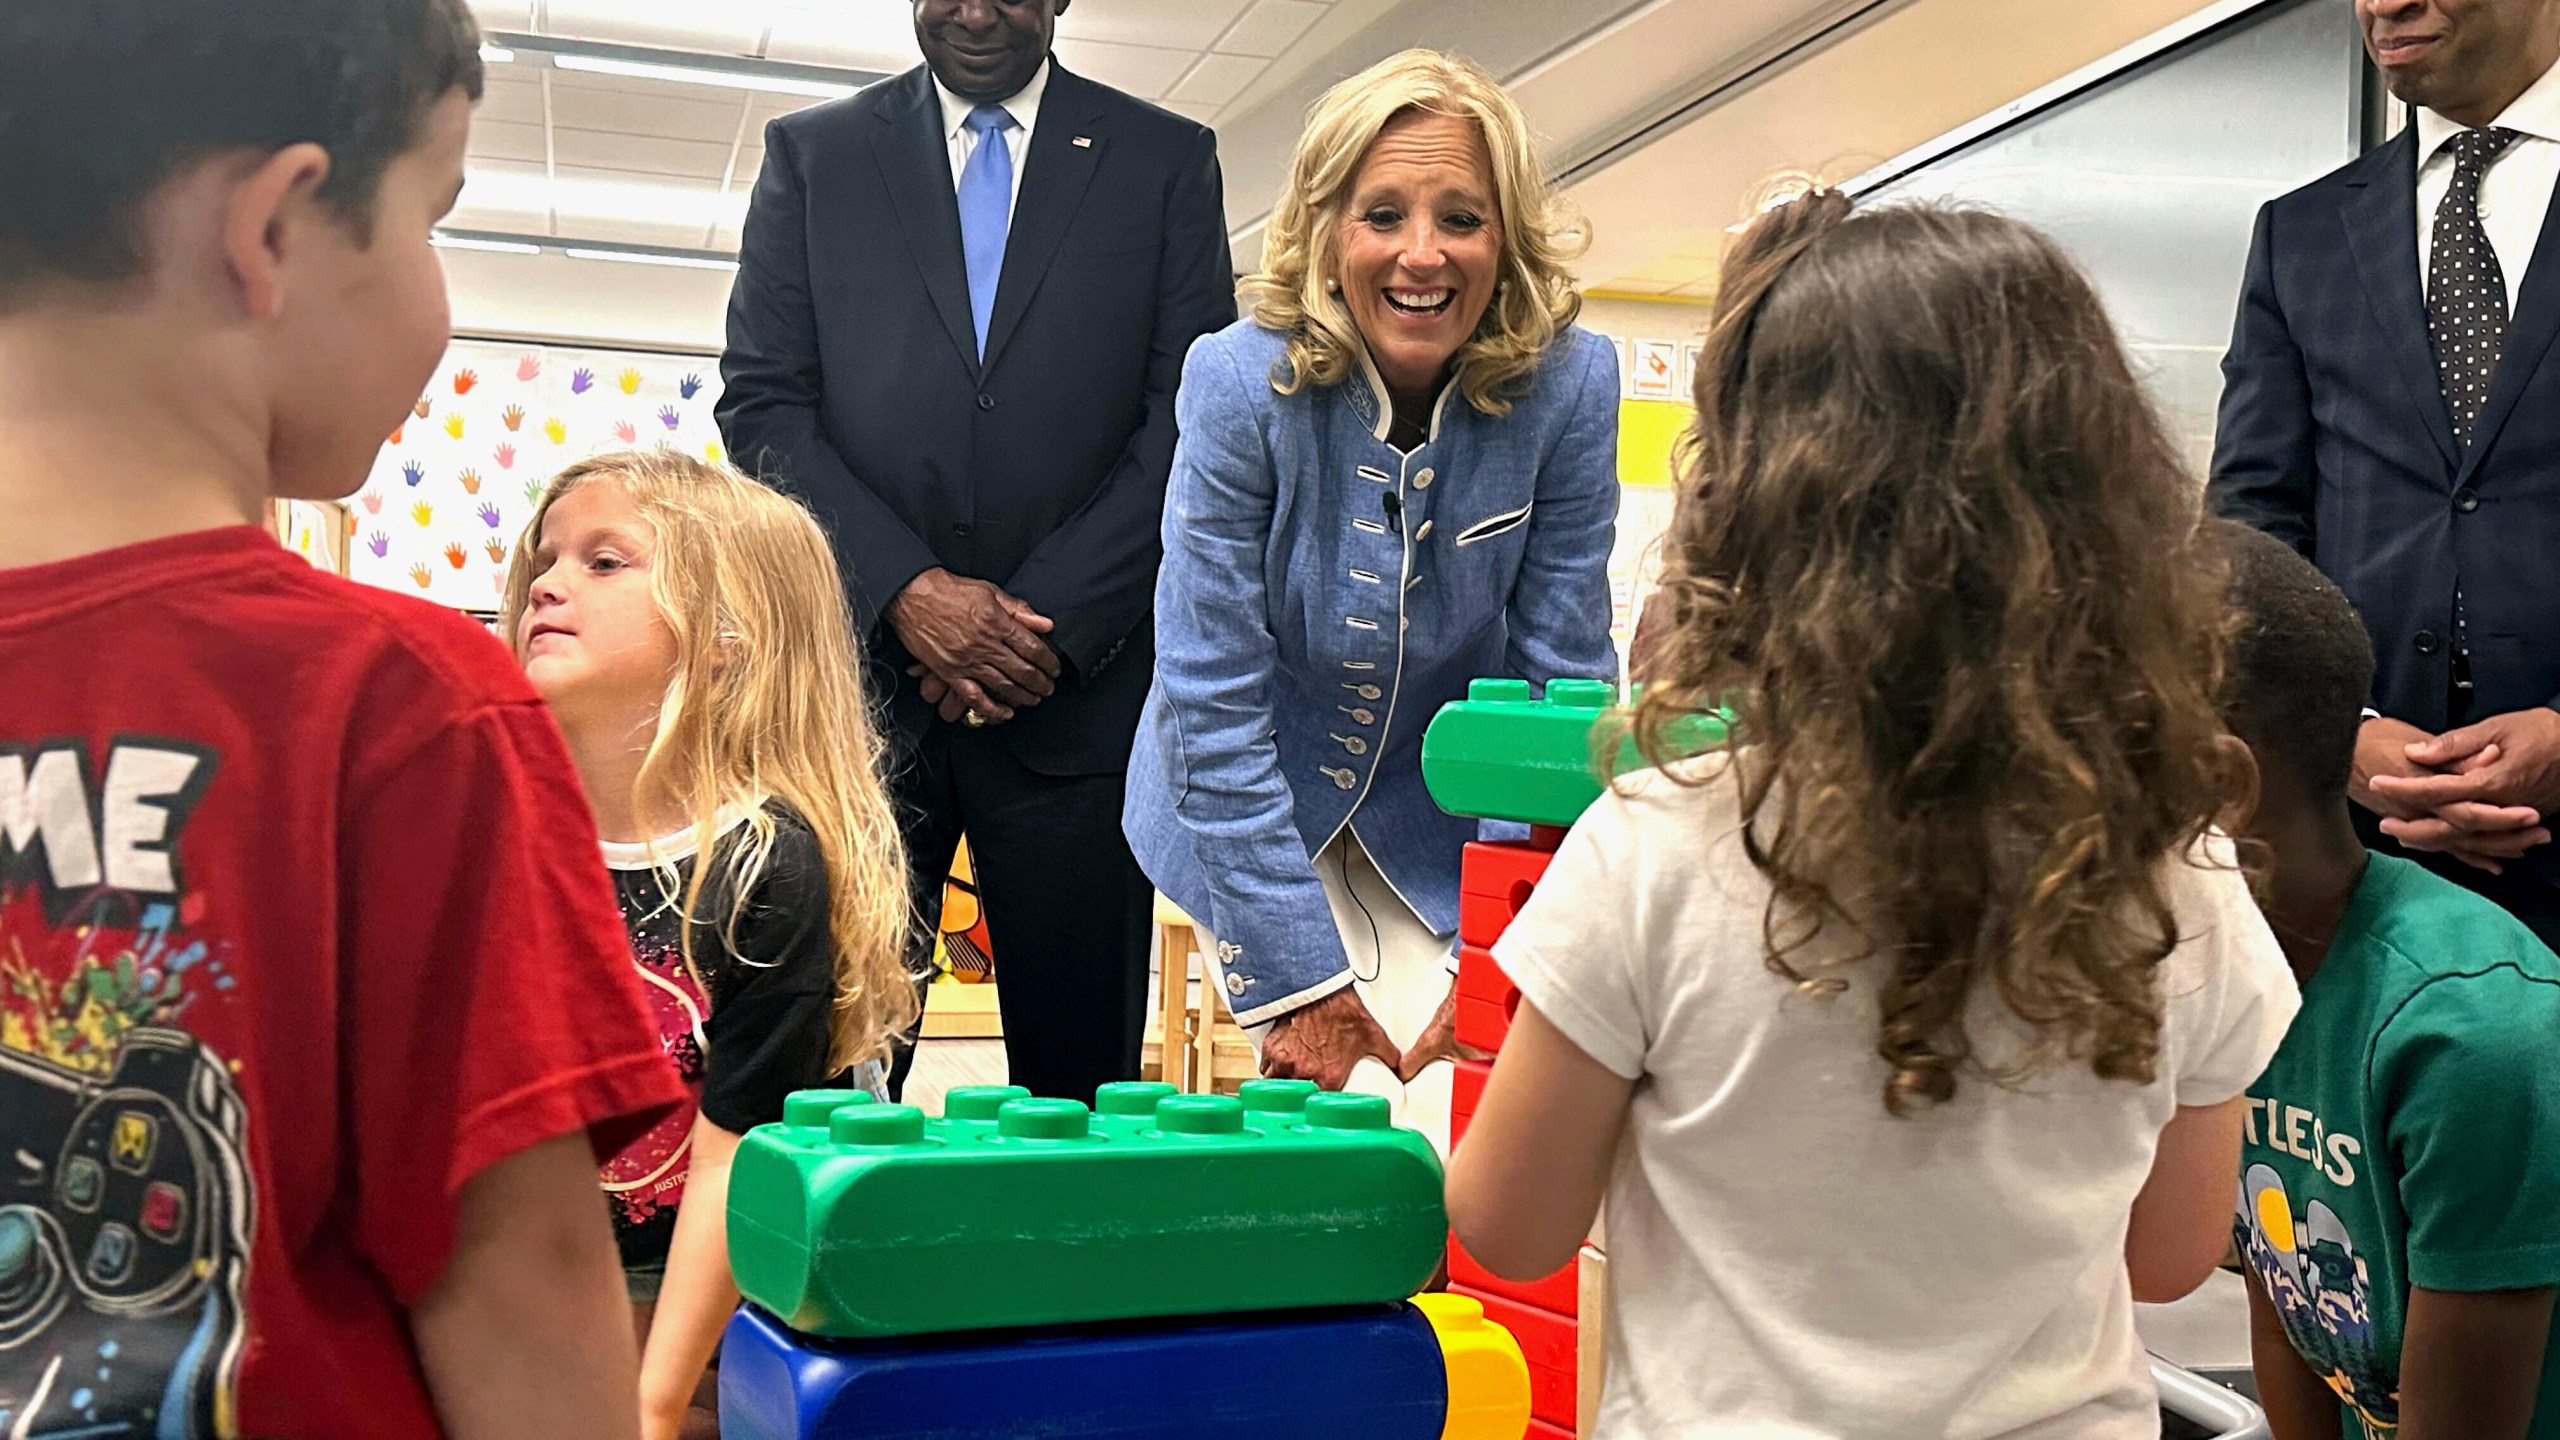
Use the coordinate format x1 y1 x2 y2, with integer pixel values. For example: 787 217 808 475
1629 340 1680 401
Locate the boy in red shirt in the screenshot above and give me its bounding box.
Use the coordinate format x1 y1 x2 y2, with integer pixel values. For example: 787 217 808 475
0 2 686 1436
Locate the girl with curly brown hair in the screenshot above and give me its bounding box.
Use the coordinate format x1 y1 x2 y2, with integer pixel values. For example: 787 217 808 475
1447 193 2302 1438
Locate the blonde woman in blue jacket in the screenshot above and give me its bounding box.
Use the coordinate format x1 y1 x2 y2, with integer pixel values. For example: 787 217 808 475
1124 50 1619 1148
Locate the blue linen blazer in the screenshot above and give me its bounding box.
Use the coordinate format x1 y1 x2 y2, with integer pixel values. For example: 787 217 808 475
1123 318 1620 1024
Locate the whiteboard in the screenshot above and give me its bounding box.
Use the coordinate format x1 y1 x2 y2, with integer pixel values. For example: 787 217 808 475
349 340 725 609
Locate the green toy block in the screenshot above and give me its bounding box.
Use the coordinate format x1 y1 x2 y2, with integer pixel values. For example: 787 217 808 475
1421 678 1728 827
728 1088 1446 1340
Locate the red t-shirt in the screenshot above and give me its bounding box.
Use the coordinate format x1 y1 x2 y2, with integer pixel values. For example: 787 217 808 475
0 526 683 1439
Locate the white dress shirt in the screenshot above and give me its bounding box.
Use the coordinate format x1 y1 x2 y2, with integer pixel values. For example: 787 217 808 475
935 59 1047 223
2415 54 2560 310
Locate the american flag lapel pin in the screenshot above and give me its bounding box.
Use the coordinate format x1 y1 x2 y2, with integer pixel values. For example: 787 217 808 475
1073 135 1094 148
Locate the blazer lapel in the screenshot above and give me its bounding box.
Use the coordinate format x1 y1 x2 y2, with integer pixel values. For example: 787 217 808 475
2342 130 2460 477
2459 169 2560 484
870 69 981 379
979 65 1107 376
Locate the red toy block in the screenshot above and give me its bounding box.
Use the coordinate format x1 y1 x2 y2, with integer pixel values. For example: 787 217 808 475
1459 841 1556 948
1452 1058 1490 1118
1450 1058 1490 1145
1528 1422 1573 1440
1457 1286 1577 1429
1455 993 1513 1054
1455 945 1521 1056
1449 1234 1578 1316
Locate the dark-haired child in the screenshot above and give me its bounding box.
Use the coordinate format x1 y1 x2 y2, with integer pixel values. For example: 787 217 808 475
2218 523 2560 1440
0 3 683 1437
1447 193 2300 1437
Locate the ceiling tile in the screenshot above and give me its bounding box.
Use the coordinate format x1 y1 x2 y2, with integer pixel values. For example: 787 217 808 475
1161 100 1223 125
1052 37 1198 101
473 72 547 127
562 215 733 250
1163 53 1265 108
547 79 748 143
467 0 534 31
537 0 770 55
1214 0 1326 59
464 119 548 165
765 5 920 71
553 127 740 180
1057 0 1252 53
451 160 556 234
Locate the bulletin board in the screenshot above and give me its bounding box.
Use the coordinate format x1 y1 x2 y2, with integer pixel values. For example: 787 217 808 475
349 340 726 609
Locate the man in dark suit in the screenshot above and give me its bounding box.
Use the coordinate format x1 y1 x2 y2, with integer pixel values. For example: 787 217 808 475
2212 0 2560 947
718 0 1235 1100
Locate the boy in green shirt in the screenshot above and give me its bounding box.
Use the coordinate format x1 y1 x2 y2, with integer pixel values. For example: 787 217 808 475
2220 523 2560 1439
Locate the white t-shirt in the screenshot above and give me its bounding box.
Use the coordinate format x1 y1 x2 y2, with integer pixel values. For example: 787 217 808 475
1495 759 2300 1440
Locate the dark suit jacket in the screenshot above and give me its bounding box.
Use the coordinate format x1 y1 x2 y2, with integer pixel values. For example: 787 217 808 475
2212 127 2560 728
718 63 1235 775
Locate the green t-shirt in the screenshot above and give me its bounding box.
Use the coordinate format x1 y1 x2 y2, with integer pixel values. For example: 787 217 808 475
2235 853 2560 1438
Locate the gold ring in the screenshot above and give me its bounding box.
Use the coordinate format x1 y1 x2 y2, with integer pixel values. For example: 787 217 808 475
964 710 988 728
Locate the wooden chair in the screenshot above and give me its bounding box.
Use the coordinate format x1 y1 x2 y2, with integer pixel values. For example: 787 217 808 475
1147 893 1254 1093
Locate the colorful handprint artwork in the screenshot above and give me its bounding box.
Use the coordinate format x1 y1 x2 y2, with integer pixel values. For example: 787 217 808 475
360 342 725 609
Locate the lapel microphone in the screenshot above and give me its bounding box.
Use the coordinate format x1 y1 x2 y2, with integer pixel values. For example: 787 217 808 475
1382 491 1404 536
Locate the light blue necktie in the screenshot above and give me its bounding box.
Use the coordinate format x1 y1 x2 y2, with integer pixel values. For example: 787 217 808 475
958 103 1016 360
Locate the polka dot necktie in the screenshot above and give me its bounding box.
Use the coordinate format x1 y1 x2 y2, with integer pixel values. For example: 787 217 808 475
2428 127 2521 447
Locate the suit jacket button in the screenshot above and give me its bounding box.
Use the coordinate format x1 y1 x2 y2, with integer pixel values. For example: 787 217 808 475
953 522 974 537
1225 972 1247 997
977 393 996 411
2415 630 2442 656
2454 488 2480 513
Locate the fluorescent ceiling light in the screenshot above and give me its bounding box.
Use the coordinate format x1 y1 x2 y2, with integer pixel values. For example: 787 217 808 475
548 53 860 99
564 247 740 272
431 234 541 255
480 44 515 63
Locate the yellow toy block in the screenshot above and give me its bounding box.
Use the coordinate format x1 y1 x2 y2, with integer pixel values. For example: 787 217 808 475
1414 1292 1532 1440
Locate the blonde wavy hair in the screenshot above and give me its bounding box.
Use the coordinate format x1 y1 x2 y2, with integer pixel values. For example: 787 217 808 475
1241 48 1587 416
502 449 917 1071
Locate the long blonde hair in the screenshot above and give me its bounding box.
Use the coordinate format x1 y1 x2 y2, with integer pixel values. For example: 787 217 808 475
1240 48 1586 416
502 449 916 1070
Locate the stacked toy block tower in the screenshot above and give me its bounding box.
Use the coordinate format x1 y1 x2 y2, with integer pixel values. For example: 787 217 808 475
1421 678 1727 1437
720 1079 1533 1440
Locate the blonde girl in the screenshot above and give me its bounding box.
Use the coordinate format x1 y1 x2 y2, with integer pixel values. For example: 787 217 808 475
503 449 913 1440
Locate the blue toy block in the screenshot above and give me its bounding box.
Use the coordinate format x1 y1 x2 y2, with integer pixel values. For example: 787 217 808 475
718 1302 1448 1440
